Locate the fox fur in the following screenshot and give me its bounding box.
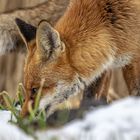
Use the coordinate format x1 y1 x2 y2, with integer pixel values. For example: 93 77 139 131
14 0 140 117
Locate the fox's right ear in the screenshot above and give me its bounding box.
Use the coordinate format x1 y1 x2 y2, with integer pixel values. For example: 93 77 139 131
15 18 37 49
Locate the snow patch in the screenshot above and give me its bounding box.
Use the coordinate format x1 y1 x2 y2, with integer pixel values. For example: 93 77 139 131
1 97 140 140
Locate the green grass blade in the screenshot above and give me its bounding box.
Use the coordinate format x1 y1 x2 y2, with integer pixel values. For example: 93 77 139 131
16 83 25 107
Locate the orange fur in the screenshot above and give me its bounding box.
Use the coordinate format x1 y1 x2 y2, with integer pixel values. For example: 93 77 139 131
16 0 140 117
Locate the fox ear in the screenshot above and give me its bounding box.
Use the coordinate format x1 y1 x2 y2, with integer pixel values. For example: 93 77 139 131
37 21 62 59
15 18 36 46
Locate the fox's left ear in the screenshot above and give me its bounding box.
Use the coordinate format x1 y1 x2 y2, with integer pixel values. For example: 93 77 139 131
15 18 36 48
36 20 65 59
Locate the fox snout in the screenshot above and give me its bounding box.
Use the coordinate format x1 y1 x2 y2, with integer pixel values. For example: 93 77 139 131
20 97 52 118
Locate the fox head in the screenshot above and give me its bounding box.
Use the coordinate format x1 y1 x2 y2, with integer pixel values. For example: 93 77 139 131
15 18 84 117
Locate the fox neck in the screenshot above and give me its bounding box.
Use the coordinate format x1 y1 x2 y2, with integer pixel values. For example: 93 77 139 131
55 0 105 45
55 0 116 85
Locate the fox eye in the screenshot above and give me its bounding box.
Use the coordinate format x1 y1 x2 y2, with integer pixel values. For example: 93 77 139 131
31 88 38 95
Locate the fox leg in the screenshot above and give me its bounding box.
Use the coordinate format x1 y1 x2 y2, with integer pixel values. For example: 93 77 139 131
80 71 112 107
122 61 140 96
94 71 112 100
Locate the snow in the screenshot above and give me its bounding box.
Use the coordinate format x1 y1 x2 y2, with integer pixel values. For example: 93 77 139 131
0 111 33 140
1 97 140 140
0 110 12 123
36 97 140 140
0 121 34 140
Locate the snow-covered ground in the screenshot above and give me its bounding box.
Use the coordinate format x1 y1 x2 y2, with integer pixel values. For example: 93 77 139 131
0 97 140 140
0 111 33 140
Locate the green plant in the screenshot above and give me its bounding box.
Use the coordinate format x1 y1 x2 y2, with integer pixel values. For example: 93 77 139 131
0 83 47 137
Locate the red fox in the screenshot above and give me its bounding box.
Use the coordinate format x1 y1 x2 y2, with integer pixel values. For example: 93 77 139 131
4 0 140 116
